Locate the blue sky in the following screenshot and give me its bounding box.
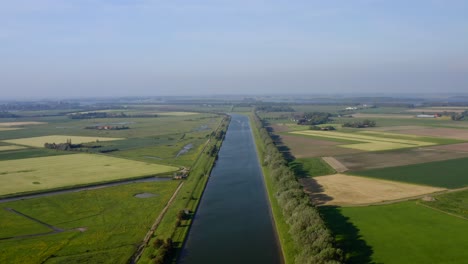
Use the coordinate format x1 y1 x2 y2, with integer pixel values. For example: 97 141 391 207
1 0 468 98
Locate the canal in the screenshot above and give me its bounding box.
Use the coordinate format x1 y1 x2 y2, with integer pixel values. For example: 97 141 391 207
179 114 282 264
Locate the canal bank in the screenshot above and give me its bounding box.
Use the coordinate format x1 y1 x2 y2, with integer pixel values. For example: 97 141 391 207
179 114 282 264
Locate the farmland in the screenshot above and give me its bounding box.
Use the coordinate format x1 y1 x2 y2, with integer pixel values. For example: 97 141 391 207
0 180 179 263
302 174 443 205
0 145 27 151
351 157 468 188
258 103 468 263
289 157 335 177
321 202 468 264
421 189 468 219
290 130 438 151
0 153 178 196
3 135 123 148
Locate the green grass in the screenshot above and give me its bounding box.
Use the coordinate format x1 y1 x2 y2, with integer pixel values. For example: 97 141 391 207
351 157 468 188
289 158 335 178
321 201 468 264
0 148 72 162
0 153 178 196
422 189 468 219
0 180 179 264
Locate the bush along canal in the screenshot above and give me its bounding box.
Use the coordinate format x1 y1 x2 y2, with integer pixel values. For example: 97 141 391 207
179 114 282 264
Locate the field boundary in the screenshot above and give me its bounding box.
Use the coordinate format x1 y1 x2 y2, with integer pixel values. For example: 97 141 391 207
322 157 348 172
130 181 184 264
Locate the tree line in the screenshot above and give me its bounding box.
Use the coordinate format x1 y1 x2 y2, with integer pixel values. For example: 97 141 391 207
252 111 343 264
342 119 376 128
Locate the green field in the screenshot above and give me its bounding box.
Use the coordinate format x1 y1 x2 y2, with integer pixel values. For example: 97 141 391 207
3 135 123 148
422 189 468 219
0 181 179 263
290 130 436 151
0 153 178 196
0 148 71 161
351 157 468 188
289 157 335 178
321 202 468 264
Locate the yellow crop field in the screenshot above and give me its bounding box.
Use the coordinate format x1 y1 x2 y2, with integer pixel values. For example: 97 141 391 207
2 135 123 148
290 130 434 151
0 145 27 151
0 127 21 131
0 153 178 196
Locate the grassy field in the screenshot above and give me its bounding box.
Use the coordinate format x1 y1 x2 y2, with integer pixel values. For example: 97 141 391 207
155 111 198 116
0 148 71 161
0 153 178 196
351 157 468 188
290 130 437 151
320 201 468 264
3 135 123 148
0 181 179 264
289 158 335 177
0 145 27 151
422 189 468 219
335 147 468 171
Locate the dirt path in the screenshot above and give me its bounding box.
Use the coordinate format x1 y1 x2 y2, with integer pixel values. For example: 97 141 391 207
1 208 86 240
322 157 348 172
129 181 185 264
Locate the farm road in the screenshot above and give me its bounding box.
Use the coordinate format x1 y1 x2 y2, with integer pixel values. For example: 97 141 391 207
1 207 86 241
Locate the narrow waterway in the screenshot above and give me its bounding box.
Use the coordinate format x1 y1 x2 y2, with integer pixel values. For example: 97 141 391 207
179 114 282 264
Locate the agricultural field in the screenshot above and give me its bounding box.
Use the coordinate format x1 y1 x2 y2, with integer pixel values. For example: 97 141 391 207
0 180 179 263
321 202 468 264
154 111 198 116
290 130 437 151
351 157 468 188
0 153 178 196
0 145 27 151
335 146 468 171
3 135 123 148
302 174 443 206
421 189 468 219
289 157 335 178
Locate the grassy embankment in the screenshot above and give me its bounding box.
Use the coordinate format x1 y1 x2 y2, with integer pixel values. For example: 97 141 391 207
137 116 230 264
249 114 297 264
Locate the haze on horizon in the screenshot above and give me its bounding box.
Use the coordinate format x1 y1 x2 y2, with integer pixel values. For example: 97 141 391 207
1 0 468 99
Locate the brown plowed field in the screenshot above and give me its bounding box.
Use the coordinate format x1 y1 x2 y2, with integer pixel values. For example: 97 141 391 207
278 134 361 158
334 147 468 171
301 174 444 206
431 143 468 152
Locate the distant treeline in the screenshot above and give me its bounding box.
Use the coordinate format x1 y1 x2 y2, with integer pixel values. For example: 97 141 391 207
297 112 332 125
0 111 18 118
69 112 156 119
0 101 80 111
343 119 376 128
253 111 343 264
256 105 295 112
44 140 118 153
451 111 468 121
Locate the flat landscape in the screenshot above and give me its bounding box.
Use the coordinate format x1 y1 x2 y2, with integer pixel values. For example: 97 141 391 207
302 174 443 205
0 153 178 196
321 202 468 264
351 157 468 188
0 180 179 263
290 130 436 151
3 135 123 148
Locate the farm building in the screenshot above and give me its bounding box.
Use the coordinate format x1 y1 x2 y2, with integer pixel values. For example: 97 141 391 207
416 114 436 118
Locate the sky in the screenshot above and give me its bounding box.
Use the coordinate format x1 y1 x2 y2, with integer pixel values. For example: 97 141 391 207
1 0 468 99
